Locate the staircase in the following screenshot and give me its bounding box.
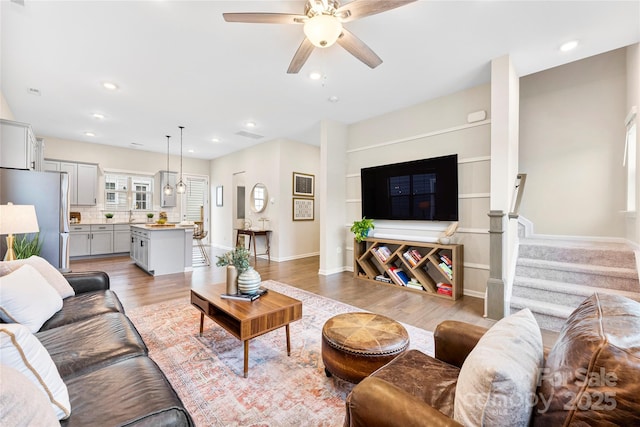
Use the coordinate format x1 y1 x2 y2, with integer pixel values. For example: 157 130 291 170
510 237 640 331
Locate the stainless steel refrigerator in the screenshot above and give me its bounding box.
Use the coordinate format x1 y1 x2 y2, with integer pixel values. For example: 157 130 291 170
0 168 70 271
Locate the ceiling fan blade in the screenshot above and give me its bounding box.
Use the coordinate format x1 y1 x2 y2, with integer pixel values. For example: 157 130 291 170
287 38 315 74
223 13 305 24
336 0 416 23
337 28 382 69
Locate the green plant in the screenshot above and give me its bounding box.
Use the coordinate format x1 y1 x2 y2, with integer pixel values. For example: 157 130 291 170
147 213 154 218
13 233 43 259
215 246 251 273
105 213 114 219
350 217 374 243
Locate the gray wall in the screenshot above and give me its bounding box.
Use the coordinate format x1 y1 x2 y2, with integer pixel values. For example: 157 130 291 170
519 48 628 237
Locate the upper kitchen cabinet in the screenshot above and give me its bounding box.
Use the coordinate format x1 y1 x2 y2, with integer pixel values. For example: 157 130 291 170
0 119 43 170
44 159 98 205
156 170 177 207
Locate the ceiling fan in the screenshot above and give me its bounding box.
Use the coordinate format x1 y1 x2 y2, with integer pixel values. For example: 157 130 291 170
223 0 416 74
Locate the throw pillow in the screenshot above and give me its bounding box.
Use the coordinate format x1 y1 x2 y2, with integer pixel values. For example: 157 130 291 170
0 264 63 332
0 255 75 298
453 308 544 427
0 364 59 426
0 323 71 420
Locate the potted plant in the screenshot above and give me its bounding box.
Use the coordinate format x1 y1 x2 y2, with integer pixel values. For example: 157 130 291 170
216 246 252 294
351 217 374 242
105 213 114 222
13 233 43 259
147 212 154 223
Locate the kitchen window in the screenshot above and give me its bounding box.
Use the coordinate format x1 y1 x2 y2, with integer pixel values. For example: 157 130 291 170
105 173 153 211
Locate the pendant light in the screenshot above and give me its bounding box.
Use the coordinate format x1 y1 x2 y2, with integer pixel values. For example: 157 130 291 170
163 135 173 196
176 125 187 194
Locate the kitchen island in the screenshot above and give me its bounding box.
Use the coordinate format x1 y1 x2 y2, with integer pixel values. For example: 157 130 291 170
130 224 194 275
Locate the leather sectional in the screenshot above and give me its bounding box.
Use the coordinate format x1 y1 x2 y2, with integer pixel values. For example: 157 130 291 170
36 271 193 426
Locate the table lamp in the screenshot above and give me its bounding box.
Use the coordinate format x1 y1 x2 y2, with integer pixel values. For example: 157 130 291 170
0 202 39 261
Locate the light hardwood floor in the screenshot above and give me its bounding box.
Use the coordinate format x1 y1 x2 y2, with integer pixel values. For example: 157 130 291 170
70 249 559 346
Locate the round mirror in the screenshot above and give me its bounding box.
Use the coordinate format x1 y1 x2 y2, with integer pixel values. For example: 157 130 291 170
250 183 268 213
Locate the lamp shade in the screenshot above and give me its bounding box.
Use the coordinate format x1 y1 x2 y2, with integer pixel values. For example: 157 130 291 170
304 15 342 48
0 203 39 235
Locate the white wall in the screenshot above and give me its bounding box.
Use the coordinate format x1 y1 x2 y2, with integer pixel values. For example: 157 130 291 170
626 44 640 244
209 138 320 261
519 48 628 237
345 84 492 297
0 91 15 120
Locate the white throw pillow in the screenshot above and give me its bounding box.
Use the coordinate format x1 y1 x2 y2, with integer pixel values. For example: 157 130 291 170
454 309 544 427
0 264 63 332
0 364 59 426
0 323 71 420
0 255 75 298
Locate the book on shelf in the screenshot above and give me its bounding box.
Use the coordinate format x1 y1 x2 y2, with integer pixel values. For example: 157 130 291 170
375 274 393 284
388 267 410 286
220 288 268 301
372 246 392 263
406 279 424 291
436 282 453 296
439 253 452 267
402 251 418 267
438 262 453 279
410 249 423 262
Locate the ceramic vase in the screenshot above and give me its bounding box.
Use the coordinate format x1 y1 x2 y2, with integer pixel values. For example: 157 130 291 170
226 265 238 295
237 267 261 295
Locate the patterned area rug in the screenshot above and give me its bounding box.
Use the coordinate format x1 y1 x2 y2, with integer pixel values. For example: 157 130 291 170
128 280 434 427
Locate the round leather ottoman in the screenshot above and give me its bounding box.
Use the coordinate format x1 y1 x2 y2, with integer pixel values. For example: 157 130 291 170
321 312 409 384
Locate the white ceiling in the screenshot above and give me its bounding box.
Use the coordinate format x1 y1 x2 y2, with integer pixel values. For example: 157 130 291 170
2 1 639 160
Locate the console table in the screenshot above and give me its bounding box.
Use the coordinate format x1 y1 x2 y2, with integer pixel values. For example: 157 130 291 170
235 229 271 263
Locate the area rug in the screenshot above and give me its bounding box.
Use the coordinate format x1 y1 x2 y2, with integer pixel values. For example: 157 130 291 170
127 280 434 427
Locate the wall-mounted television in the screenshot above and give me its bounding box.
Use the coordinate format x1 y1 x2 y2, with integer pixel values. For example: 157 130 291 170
361 154 458 221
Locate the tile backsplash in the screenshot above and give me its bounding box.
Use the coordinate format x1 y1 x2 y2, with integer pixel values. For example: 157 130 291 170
71 205 181 224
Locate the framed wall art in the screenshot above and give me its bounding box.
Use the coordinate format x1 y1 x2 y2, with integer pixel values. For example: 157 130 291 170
216 185 223 207
293 172 314 197
293 197 314 221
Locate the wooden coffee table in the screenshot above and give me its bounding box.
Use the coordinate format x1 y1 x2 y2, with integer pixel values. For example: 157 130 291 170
190 283 302 378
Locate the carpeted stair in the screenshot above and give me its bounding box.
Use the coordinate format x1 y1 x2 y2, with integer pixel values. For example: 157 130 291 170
510 238 640 331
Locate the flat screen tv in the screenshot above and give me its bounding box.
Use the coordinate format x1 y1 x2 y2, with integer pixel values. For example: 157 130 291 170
361 154 458 221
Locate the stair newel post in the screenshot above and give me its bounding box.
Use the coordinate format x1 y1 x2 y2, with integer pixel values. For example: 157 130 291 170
487 210 508 320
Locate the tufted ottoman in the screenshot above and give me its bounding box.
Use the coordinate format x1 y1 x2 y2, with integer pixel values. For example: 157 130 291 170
321 312 410 384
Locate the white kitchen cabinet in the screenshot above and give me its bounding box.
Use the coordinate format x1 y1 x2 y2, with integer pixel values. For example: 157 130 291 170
130 225 190 275
156 171 177 208
43 159 60 171
69 225 91 257
45 159 97 206
113 224 131 253
77 163 97 205
90 224 113 255
0 119 39 170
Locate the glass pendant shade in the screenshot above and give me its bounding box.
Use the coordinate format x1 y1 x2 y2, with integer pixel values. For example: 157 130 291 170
177 126 187 194
176 180 187 194
304 15 342 48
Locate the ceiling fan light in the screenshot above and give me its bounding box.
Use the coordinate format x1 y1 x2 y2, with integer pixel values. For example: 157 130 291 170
304 15 342 48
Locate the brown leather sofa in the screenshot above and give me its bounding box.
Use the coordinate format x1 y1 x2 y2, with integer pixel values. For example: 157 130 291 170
344 293 640 426
36 271 193 426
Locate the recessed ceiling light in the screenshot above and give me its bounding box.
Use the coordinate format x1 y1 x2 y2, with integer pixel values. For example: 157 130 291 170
212 137 220 143
92 113 105 119
84 131 96 137
187 149 194 153
560 40 578 52
245 121 256 128
309 71 322 80
102 81 118 91
328 95 339 103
